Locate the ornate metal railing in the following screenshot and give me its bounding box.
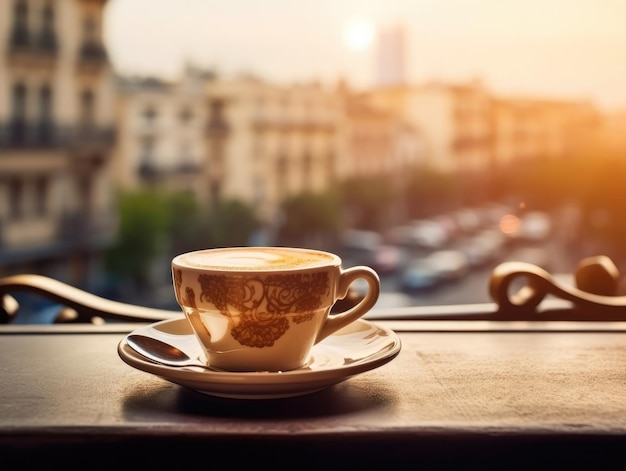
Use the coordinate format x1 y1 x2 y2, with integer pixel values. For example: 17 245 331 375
0 122 116 149
2 255 626 325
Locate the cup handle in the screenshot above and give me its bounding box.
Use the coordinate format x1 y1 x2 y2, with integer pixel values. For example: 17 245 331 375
315 266 380 343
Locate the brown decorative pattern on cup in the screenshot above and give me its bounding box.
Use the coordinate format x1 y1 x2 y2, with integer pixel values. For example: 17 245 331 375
173 268 183 301
197 272 330 348
184 286 197 309
231 312 290 348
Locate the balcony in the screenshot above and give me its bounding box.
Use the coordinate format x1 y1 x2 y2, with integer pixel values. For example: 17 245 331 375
251 116 336 134
77 41 109 73
0 121 116 151
138 161 202 180
38 30 58 53
9 24 29 49
206 119 230 138
8 26 58 67
0 120 56 148
67 125 117 153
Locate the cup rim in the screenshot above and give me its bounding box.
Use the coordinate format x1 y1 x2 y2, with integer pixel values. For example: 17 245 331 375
172 246 342 273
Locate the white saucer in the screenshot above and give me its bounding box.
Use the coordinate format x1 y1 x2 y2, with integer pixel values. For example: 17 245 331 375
117 317 401 400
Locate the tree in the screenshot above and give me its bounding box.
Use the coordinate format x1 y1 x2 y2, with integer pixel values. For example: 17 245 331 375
164 191 206 256
206 199 260 247
339 176 394 231
277 191 341 248
103 189 170 291
404 166 459 218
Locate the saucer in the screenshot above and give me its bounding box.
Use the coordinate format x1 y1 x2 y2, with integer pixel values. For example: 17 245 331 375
117 317 401 399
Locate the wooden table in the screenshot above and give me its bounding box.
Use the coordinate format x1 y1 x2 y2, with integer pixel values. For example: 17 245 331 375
3 316 626 469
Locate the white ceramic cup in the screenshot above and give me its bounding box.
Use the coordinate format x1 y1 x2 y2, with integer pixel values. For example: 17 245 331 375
172 246 380 372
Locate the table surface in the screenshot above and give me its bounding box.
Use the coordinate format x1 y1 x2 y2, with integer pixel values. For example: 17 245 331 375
3 317 626 468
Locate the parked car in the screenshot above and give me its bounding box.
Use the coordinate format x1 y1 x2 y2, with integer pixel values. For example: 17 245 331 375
450 208 482 235
502 211 552 243
520 211 552 241
399 258 442 293
372 244 404 274
339 229 382 266
457 229 506 268
400 219 450 249
339 229 403 274
426 249 470 282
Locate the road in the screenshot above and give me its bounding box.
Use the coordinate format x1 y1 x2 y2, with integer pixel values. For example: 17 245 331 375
371 237 580 312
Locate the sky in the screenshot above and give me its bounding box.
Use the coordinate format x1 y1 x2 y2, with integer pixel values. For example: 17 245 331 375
103 0 626 111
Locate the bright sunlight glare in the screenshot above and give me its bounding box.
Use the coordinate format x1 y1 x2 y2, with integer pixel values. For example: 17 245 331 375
343 18 375 52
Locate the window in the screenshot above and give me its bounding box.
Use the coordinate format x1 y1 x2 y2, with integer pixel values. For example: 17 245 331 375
40 1 56 50
302 153 312 190
10 0 29 47
142 106 157 125
11 82 27 119
139 136 157 177
325 153 335 185
8 178 24 220
141 136 155 161
83 16 97 40
179 107 193 123
276 155 288 200
76 176 92 212
208 99 225 125
10 82 27 144
38 85 52 143
80 89 95 126
39 85 52 120
34 176 49 216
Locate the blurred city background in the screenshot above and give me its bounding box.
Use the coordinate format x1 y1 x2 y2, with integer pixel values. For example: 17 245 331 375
2 0 626 322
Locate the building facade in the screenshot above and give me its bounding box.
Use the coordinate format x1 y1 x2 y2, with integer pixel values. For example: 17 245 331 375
0 0 117 291
203 76 343 224
112 67 208 202
363 79 603 176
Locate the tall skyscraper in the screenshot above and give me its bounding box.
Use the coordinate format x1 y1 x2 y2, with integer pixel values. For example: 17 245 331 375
375 24 408 87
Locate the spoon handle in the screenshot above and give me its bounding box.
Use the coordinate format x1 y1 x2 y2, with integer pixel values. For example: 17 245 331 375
126 334 217 370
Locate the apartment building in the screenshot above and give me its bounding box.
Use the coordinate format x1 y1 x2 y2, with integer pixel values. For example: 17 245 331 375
400 80 494 174
202 76 343 223
112 66 208 202
0 0 117 291
491 97 601 166
363 79 605 177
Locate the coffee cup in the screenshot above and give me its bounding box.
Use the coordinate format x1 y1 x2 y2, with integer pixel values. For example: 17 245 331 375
171 246 380 372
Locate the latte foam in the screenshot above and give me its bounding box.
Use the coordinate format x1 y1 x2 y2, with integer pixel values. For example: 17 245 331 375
174 247 338 271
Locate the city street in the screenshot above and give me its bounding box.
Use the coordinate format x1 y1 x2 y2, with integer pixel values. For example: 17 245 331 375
370 237 581 312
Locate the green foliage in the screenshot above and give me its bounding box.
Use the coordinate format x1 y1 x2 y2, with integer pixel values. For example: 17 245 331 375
164 191 207 255
339 176 395 230
103 191 260 289
206 199 260 247
278 191 341 246
404 167 459 218
104 189 170 286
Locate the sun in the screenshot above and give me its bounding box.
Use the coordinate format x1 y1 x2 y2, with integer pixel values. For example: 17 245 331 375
343 18 375 52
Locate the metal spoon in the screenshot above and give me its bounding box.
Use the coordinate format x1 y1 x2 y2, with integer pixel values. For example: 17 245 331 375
126 334 216 370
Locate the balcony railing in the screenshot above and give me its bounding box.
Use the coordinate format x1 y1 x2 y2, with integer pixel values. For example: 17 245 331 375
0 121 116 150
78 41 108 71
9 25 29 48
206 120 230 137
138 161 202 179
9 26 58 61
